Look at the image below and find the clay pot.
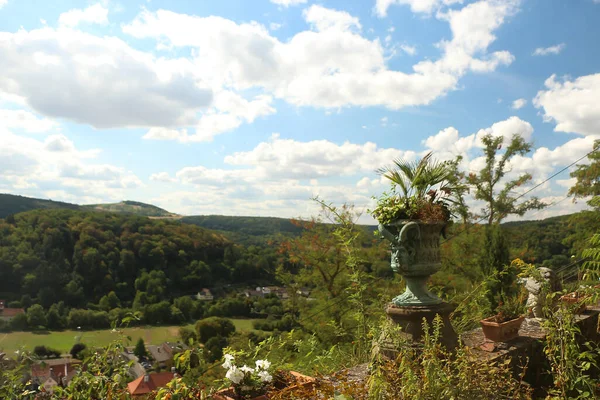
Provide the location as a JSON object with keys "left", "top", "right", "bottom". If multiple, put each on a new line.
{"left": 213, "top": 371, "right": 315, "bottom": 400}
{"left": 560, "top": 292, "right": 587, "bottom": 314}
{"left": 480, "top": 315, "right": 525, "bottom": 342}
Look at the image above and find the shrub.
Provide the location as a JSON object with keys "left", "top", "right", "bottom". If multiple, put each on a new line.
{"left": 195, "top": 317, "right": 235, "bottom": 343}
{"left": 70, "top": 343, "right": 87, "bottom": 359}
{"left": 33, "top": 345, "right": 61, "bottom": 359}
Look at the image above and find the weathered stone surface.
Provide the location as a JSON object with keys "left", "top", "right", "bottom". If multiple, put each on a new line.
{"left": 384, "top": 302, "right": 458, "bottom": 353}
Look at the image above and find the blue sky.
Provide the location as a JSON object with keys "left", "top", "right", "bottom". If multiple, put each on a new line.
{"left": 0, "top": 0, "right": 599, "bottom": 221}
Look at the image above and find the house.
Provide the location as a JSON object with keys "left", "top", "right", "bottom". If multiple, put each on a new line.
{"left": 195, "top": 288, "right": 213, "bottom": 301}
{"left": 31, "top": 358, "right": 81, "bottom": 393}
{"left": 127, "top": 372, "right": 175, "bottom": 397}
{"left": 0, "top": 300, "right": 24, "bottom": 321}
{"left": 146, "top": 345, "right": 171, "bottom": 368}
{"left": 244, "top": 288, "right": 264, "bottom": 298}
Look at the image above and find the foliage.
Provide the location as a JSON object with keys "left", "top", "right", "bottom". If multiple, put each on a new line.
{"left": 466, "top": 133, "right": 546, "bottom": 225}
{"left": 70, "top": 342, "right": 87, "bottom": 359}
{"left": 568, "top": 139, "right": 600, "bottom": 209}
{"left": 134, "top": 337, "right": 147, "bottom": 359}
{"left": 542, "top": 298, "right": 600, "bottom": 399}
{"left": 33, "top": 345, "right": 61, "bottom": 359}
{"left": 195, "top": 317, "right": 236, "bottom": 343}
{"left": 368, "top": 316, "right": 532, "bottom": 399}
{"left": 372, "top": 152, "right": 463, "bottom": 224}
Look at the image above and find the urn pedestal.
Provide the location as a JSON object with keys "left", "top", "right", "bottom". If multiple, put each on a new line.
{"left": 378, "top": 220, "right": 457, "bottom": 353}
{"left": 382, "top": 302, "right": 458, "bottom": 356}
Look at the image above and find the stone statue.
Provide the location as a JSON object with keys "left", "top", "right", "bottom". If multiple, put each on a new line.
{"left": 523, "top": 267, "right": 561, "bottom": 318}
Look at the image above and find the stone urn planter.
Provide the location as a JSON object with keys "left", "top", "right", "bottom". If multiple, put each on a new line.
{"left": 480, "top": 315, "right": 525, "bottom": 342}
{"left": 213, "top": 371, "right": 315, "bottom": 400}
{"left": 378, "top": 220, "right": 445, "bottom": 306}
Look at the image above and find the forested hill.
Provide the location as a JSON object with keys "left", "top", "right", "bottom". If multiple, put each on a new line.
{"left": 0, "top": 194, "right": 177, "bottom": 219}
{"left": 0, "top": 209, "right": 234, "bottom": 307}
{"left": 0, "top": 193, "right": 81, "bottom": 217}
{"left": 82, "top": 200, "right": 179, "bottom": 218}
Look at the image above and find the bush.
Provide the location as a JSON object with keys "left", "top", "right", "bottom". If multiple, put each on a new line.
{"left": 10, "top": 313, "right": 28, "bottom": 331}
{"left": 194, "top": 317, "right": 235, "bottom": 343}
{"left": 179, "top": 327, "right": 196, "bottom": 345}
{"left": 70, "top": 343, "right": 87, "bottom": 359}
{"left": 33, "top": 345, "right": 61, "bottom": 359}
{"left": 203, "top": 336, "right": 227, "bottom": 363}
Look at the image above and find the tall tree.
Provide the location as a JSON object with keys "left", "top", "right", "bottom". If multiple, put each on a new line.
{"left": 467, "top": 133, "right": 546, "bottom": 225}
{"left": 467, "top": 133, "right": 546, "bottom": 312}
{"left": 133, "top": 338, "right": 147, "bottom": 360}
{"left": 568, "top": 139, "right": 600, "bottom": 209}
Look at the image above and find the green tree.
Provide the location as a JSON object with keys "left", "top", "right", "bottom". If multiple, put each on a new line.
{"left": 134, "top": 338, "right": 147, "bottom": 360}
{"left": 194, "top": 317, "right": 235, "bottom": 343}
{"left": 9, "top": 313, "right": 27, "bottom": 331}
{"left": 26, "top": 304, "right": 47, "bottom": 329}
{"left": 98, "top": 291, "right": 121, "bottom": 311}
{"left": 467, "top": 133, "right": 546, "bottom": 312}
{"left": 467, "top": 134, "right": 546, "bottom": 225}
{"left": 46, "top": 304, "right": 65, "bottom": 330}
{"left": 568, "top": 139, "right": 600, "bottom": 209}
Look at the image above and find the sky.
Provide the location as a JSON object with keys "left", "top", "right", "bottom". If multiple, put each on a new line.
{"left": 0, "top": 0, "right": 599, "bottom": 223}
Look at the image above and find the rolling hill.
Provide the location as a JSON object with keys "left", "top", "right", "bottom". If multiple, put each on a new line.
{"left": 82, "top": 200, "right": 179, "bottom": 218}
{"left": 0, "top": 194, "right": 178, "bottom": 219}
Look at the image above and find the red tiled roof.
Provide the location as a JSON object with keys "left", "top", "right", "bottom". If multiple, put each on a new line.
{"left": 127, "top": 372, "right": 175, "bottom": 396}
{"left": 0, "top": 308, "right": 24, "bottom": 317}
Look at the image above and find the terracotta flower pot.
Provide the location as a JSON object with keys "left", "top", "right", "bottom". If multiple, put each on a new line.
{"left": 560, "top": 292, "right": 587, "bottom": 314}
{"left": 213, "top": 371, "right": 315, "bottom": 400}
{"left": 480, "top": 315, "right": 524, "bottom": 342}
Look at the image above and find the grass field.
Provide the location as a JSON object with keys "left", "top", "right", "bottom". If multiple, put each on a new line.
{"left": 0, "top": 319, "right": 258, "bottom": 355}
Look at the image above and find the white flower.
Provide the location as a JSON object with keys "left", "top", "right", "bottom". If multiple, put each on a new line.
{"left": 255, "top": 359, "right": 271, "bottom": 370}
{"left": 222, "top": 354, "right": 235, "bottom": 369}
{"left": 257, "top": 370, "right": 272, "bottom": 383}
{"left": 225, "top": 366, "right": 245, "bottom": 384}
{"left": 240, "top": 365, "right": 254, "bottom": 374}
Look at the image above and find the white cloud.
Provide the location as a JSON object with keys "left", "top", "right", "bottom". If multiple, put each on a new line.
{"left": 223, "top": 133, "right": 413, "bottom": 179}
{"left": 303, "top": 5, "right": 361, "bottom": 32}
{"left": 400, "top": 44, "right": 417, "bottom": 55}
{"left": 269, "top": 22, "right": 282, "bottom": 31}
{"left": 270, "top": 0, "right": 307, "bottom": 7}
{"left": 59, "top": 3, "right": 109, "bottom": 27}
{"left": 375, "top": 0, "right": 464, "bottom": 17}
{"left": 143, "top": 92, "right": 275, "bottom": 142}
{"left": 511, "top": 98, "right": 527, "bottom": 109}
{"left": 534, "top": 73, "right": 600, "bottom": 137}
{"left": 0, "top": 27, "right": 212, "bottom": 129}
{"left": 0, "top": 109, "right": 58, "bottom": 132}
{"left": 150, "top": 172, "right": 176, "bottom": 183}
{"left": 532, "top": 43, "right": 565, "bottom": 56}
{"left": 0, "top": 127, "right": 140, "bottom": 201}
{"left": 0, "top": 0, "right": 7, "bottom": 9}
{"left": 123, "top": 2, "right": 516, "bottom": 113}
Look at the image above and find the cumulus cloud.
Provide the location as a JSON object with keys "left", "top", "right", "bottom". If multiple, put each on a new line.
{"left": 224, "top": 133, "right": 414, "bottom": 179}
{"left": 122, "top": 1, "right": 516, "bottom": 114}
{"left": 0, "top": 126, "right": 142, "bottom": 202}
{"left": 511, "top": 98, "right": 527, "bottom": 109}
{"left": 270, "top": 0, "right": 307, "bottom": 7}
{"left": 0, "top": 28, "right": 212, "bottom": 129}
{"left": 0, "top": 109, "right": 58, "bottom": 132}
{"left": 143, "top": 92, "right": 275, "bottom": 142}
{"left": 532, "top": 43, "right": 565, "bottom": 56}
{"left": 534, "top": 73, "right": 600, "bottom": 136}
{"left": 149, "top": 172, "right": 176, "bottom": 183}
{"left": 304, "top": 5, "right": 361, "bottom": 32}
{"left": 375, "top": 0, "right": 464, "bottom": 17}
{"left": 59, "top": 3, "right": 109, "bottom": 27}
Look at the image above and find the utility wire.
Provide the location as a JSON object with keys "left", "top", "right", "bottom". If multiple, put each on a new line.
{"left": 441, "top": 144, "right": 599, "bottom": 245}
